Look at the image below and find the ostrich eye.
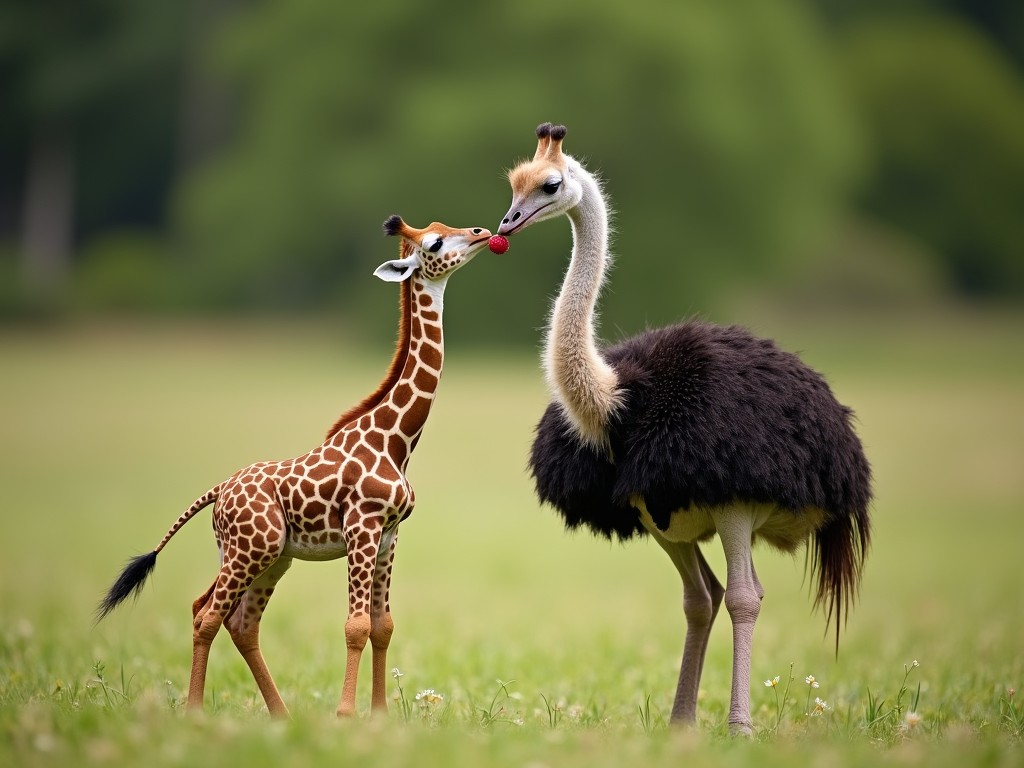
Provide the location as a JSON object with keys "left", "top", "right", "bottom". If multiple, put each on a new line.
{"left": 428, "top": 239, "right": 443, "bottom": 253}
{"left": 542, "top": 180, "right": 561, "bottom": 194}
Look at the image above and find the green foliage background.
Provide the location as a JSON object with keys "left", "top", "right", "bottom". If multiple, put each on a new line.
{"left": 2, "top": 1, "right": 1022, "bottom": 341}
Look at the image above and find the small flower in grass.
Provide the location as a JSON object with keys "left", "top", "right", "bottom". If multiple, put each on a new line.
{"left": 804, "top": 674, "right": 822, "bottom": 716}
{"left": 912, "top": 660, "right": 920, "bottom": 668}
{"left": 903, "top": 710, "right": 923, "bottom": 731}
{"left": 1008, "top": 687, "right": 1016, "bottom": 701}
{"left": 415, "top": 689, "right": 444, "bottom": 707}
{"left": 765, "top": 664, "right": 795, "bottom": 733}
{"left": 391, "top": 668, "right": 404, "bottom": 680}
{"left": 811, "top": 697, "right": 831, "bottom": 716}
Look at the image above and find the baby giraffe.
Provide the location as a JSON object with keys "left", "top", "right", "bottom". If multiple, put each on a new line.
{"left": 97, "top": 216, "right": 492, "bottom": 718}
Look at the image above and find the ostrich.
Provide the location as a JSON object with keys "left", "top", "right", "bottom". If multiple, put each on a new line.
{"left": 496, "top": 123, "right": 871, "bottom": 735}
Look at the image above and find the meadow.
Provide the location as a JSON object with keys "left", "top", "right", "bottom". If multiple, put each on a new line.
{"left": 1, "top": 309, "right": 1022, "bottom": 767}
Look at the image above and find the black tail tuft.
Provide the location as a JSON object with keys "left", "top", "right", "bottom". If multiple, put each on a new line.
{"left": 810, "top": 505, "right": 871, "bottom": 655}
{"left": 95, "top": 551, "right": 158, "bottom": 622}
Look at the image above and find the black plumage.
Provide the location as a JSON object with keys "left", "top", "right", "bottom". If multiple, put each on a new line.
{"left": 506, "top": 122, "right": 872, "bottom": 729}
{"left": 530, "top": 320, "right": 871, "bottom": 621}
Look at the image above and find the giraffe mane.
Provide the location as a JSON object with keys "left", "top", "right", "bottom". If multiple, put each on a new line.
{"left": 325, "top": 275, "right": 412, "bottom": 440}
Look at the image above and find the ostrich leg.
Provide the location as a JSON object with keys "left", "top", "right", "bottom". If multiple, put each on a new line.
{"left": 654, "top": 535, "right": 725, "bottom": 724}
{"left": 711, "top": 509, "right": 761, "bottom": 736}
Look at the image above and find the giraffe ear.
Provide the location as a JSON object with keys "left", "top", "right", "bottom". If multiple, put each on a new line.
{"left": 373, "top": 254, "right": 418, "bottom": 283}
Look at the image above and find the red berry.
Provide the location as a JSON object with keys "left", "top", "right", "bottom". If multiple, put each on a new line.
{"left": 488, "top": 235, "right": 510, "bottom": 254}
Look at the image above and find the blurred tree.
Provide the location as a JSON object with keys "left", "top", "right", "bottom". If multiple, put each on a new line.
{"left": 944, "top": 0, "right": 1024, "bottom": 67}
{"left": 174, "top": 0, "right": 863, "bottom": 342}
{"left": 3, "top": 1, "right": 1022, "bottom": 324}
{"left": 0, "top": 0, "right": 186, "bottom": 307}
{"left": 840, "top": 14, "right": 1024, "bottom": 297}
{"left": 821, "top": 0, "right": 1024, "bottom": 68}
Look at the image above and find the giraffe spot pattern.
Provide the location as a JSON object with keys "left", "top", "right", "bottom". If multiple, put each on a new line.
{"left": 413, "top": 366, "right": 438, "bottom": 392}
{"left": 182, "top": 271, "right": 462, "bottom": 712}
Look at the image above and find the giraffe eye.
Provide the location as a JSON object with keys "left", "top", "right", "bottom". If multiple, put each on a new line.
{"left": 428, "top": 239, "right": 443, "bottom": 253}
{"left": 542, "top": 180, "right": 561, "bottom": 195}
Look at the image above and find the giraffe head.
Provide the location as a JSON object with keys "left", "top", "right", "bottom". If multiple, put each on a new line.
{"left": 374, "top": 216, "right": 492, "bottom": 283}
{"left": 498, "top": 123, "right": 583, "bottom": 236}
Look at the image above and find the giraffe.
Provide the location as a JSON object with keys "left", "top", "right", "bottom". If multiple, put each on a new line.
{"left": 97, "top": 216, "right": 492, "bottom": 718}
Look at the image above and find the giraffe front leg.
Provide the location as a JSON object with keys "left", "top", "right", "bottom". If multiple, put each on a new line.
{"left": 369, "top": 528, "right": 398, "bottom": 715}
{"left": 337, "top": 517, "right": 383, "bottom": 718}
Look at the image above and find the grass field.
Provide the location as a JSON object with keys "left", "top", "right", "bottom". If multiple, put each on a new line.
{"left": 2, "top": 310, "right": 1023, "bottom": 767}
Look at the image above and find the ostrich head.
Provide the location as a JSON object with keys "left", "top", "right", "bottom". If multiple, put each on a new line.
{"left": 375, "top": 216, "right": 492, "bottom": 283}
{"left": 497, "top": 123, "right": 583, "bottom": 236}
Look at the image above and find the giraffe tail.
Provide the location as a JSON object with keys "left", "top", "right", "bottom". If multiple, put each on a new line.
{"left": 95, "top": 484, "right": 222, "bottom": 622}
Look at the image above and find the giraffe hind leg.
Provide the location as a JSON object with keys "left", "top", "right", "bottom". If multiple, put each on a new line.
{"left": 187, "top": 551, "right": 283, "bottom": 712}
{"left": 192, "top": 581, "right": 216, "bottom": 621}
{"left": 187, "top": 489, "right": 288, "bottom": 714}
{"left": 225, "top": 556, "right": 294, "bottom": 718}
{"left": 188, "top": 568, "right": 232, "bottom": 712}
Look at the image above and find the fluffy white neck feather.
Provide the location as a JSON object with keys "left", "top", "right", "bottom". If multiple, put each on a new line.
{"left": 543, "top": 157, "right": 621, "bottom": 450}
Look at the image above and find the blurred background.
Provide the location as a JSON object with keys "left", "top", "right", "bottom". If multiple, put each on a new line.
{"left": 2, "top": 3, "right": 1023, "bottom": 747}
{"left": 1, "top": 0, "right": 1021, "bottom": 340}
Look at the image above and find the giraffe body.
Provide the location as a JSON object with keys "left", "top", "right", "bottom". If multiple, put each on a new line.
{"left": 98, "top": 217, "right": 491, "bottom": 718}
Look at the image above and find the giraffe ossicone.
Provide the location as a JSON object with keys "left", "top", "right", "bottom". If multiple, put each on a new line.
{"left": 97, "top": 216, "right": 492, "bottom": 719}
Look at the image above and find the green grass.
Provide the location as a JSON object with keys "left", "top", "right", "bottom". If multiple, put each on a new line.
{"left": 2, "top": 311, "right": 1023, "bottom": 767}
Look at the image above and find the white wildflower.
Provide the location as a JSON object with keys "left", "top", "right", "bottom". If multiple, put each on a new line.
{"left": 903, "top": 711, "right": 923, "bottom": 731}
{"left": 415, "top": 689, "right": 444, "bottom": 706}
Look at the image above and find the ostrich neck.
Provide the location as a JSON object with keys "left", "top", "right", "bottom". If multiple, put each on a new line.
{"left": 544, "top": 166, "right": 620, "bottom": 448}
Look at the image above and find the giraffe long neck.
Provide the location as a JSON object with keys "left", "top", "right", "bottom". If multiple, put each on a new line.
{"left": 326, "top": 278, "right": 412, "bottom": 440}
{"left": 359, "top": 274, "right": 447, "bottom": 471}
{"left": 545, "top": 157, "right": 620, "bottom": 450}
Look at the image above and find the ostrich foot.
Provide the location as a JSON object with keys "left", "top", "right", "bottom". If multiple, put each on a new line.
{"left": 728, "top": 720, "right": 754, "bottom": 737}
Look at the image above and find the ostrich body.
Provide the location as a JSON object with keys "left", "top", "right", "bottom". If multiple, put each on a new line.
{"left": 497, "top": 124, "right": 871, "bottom": 734}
